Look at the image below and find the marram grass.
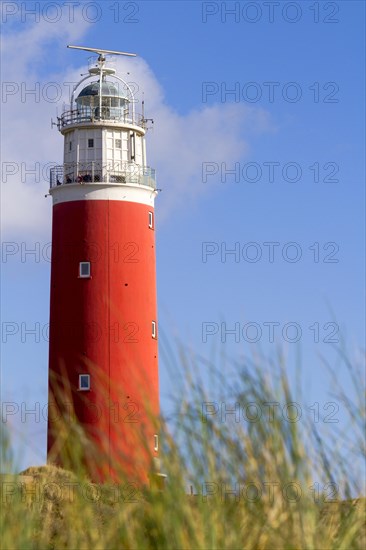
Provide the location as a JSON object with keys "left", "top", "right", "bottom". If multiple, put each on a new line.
{"left": 1, "top": 346, "right": 365, "bottom": 549}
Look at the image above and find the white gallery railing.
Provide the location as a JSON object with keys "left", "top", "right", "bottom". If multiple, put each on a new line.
{"left": 50, "top": 162, "right": 156, "bottom": 189}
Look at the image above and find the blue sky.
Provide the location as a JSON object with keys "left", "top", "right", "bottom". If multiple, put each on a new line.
{"left": 1, "top": 1, "right": 365, "bottom": 477}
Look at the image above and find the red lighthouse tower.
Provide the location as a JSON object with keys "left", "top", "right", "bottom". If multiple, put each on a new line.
{"left": 47, "top": 46, "right": 162, "bottom": 485}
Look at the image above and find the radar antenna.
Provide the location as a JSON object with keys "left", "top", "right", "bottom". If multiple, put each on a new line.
{"left": 67, "top": 45, "right": 137, "bottom": 60}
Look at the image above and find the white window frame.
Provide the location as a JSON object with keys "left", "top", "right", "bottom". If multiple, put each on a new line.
{"left": 78, "top": 374, "right": 90, "bottom": 391}
{"left": 154, "top": 434, "right": 159, "bottom": 452}
{"left": 115, "top": 138, "right": 122, "bottom": 149}
{"left": 79, "top": 261, "right": 91, "bottom": 278}
{"left": 148, "top": 211, "right": 154, "bottom": 229}
{"left": 152, "top": 320, "right": 157, "bottom": 339}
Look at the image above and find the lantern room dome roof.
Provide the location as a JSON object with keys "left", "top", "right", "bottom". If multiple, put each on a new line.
{"left": 77, "top": 80, "right": 126, "bottom": 98}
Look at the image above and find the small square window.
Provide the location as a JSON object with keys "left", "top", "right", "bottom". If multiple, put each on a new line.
{"left": 88, "top": 139, "right": 94, "bottom": 148}
{"left": 79, "top": 261, "right": 91, "bottom": 278}
{"left": 154, "top": 434, "right": 159, "bottom": 452}
{"left": 115, "top": 139, "right": 122, "bottom": 148}
{"left": 148, "top": 211, "right": 154, "bottom": 229}
{"left": 152, "top": 320, "right": 157, "bottom": 339}
{"left": 79, "top": 374, "right": 90, "bottom": 391}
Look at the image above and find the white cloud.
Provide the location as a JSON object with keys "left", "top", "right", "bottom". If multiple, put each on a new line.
{"left": 113, "top": 56, "right": 275, "bottom": 219}
{"left": 1, "top": 14, "right": 92, "bottom": 239}
{"left": 1, "top": 22, "right": 275, "bottom": 238}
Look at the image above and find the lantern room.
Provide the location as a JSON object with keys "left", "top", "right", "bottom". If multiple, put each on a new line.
{"left": 75, "top": 80, "right": 130, "bottom": 122}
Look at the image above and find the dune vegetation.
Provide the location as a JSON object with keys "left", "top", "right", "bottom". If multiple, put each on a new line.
{"left": 1, "top": 344, "right": 365, "bottom": 549}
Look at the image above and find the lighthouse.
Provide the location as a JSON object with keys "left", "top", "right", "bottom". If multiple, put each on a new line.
{"left": 47, "top": 46, "right": 162, "bottom": 485}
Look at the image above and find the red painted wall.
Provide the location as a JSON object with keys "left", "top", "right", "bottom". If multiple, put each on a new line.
{"left": 47, "top": 198, "right": 159, "bottom": 483}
